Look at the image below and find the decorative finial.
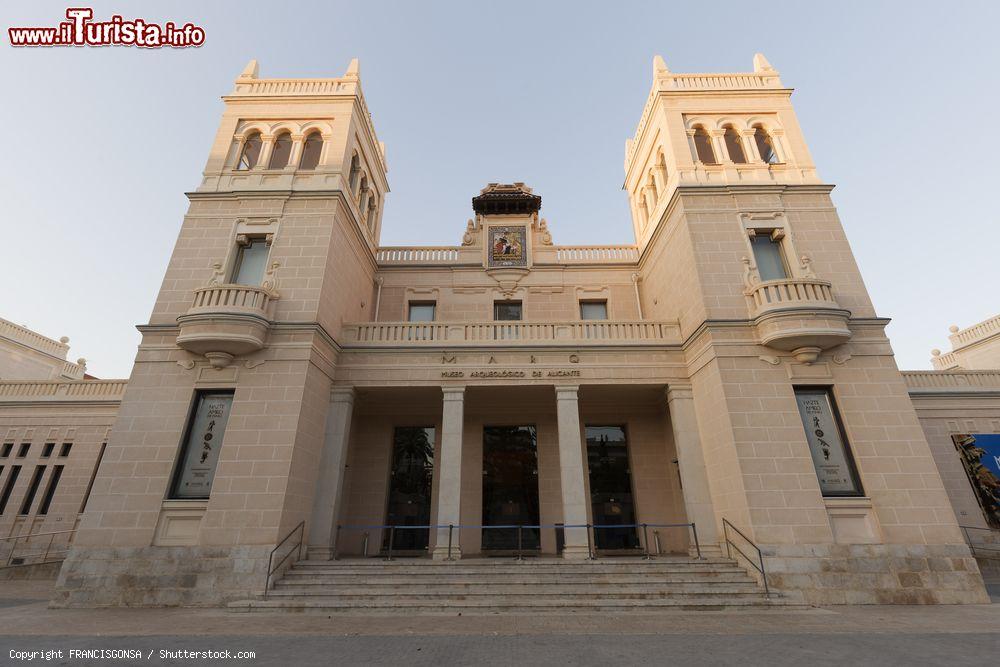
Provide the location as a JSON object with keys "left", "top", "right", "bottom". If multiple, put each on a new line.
{"left": 948, "top": 325, "right": 959, "bottom": 333}
{"left": 238, "top": 59, "right": 259, "bottom": 80}
{"left": 753, "top": 53, "right": 775, "bottom": 73}
{"left": 59, "top": 336, "right": 69, "bottom": 344}
{"left": 931, "top": 349, "right": 941, "bottom": 356}
{"left": 344, "top": 58, "right": 360, "bottom": 79}
{"left": 77, "top": 358, "right": 87, "bottom": 368}
{"left": 653, "top": 54, "right": 670, "bottom": 76}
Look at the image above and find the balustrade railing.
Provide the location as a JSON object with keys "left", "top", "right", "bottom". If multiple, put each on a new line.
{"left": 343, "top": 320, "right": 680, "bottom": 346}
{"left": 188, "top": 284, "right": 275, "bottom": 316}
{"left": 554, "top": 246, "right": 639, "bottom": 263}
{"left": 376, "top": 247, "right": 461, "bottom": 263}
{"left": 0, "top": 380, "right": 127, "bottom": 400}
{"left": 949, "top": 314, "right": 1000, "bottom": 349}
{"left": 902, "top": 370, "right": 1000, "bottom": 391}
{"left": 746, "top": 278, "right": 838, "bottom": 317}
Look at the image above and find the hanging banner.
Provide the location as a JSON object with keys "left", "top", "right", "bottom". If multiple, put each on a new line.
{"left": 172, "top": 392, "right": 233, "bottom": 499}
{"left": 952, "top": 433, "right": 1000, "bottom": 528}
{"left": 794, "top": 389, "right": 862, "bottom": 496}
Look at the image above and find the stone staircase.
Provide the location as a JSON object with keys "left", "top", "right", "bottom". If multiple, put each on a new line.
{"left": 230, "top": 556, "right": 801, "bottom": 614}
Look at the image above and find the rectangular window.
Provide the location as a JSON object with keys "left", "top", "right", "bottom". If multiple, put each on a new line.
{"left": 16, "top": 443, "right": 29, "bottom": 458}
{"left": 494, "top": 300, "right": 522, "bottom": 321}
{"left": 42, "top": 443, "right": 55, "bottom": 458}
{"left": 580, "top": 300, "right": 608, "bottom": 321}
{"left": 794, "top": 387, "right": 863, "bottom": 497}
{"left": 1, "top": 443, "right": 11, "bottom": 457}
{"left": 750, "top": 234, "right": 788, "bottom": 281}
{"left": 59, "top": 443, "right": 72, "bottom": 457}
{"left": 0, "top": 466, "right": 21, "bottom": 514}
{"left": 231, "top": 238, "right": 269, "bottom": 286}
{"left": 19, "top": 465, "right": 45, "bottom": 515}
{"left": 38, "top": 465, "right": 64, "bottom": 515}
{"left": 407, "top": 302, "right": 436, "bottom": 322}
{"left": 170, "top": 391, "right": 235, "bottom": 499}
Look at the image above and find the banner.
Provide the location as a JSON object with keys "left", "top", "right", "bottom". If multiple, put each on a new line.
{"left": 794, "top": 389, "right": 862, "bottom": 496}
{"left": 952, "top": 433, "right": 1000, "bottom": 528}
{"left": 172, "top": 392, "right": 233, "bottom": 499}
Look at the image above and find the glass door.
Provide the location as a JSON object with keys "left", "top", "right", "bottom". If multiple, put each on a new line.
{"left": 482, "top": 425, "right": 540, "bottom": 551}
{"left": 586, "top": 425, "right": 639, "bottom": 551}
{"left": 383, "top": 426, "right": 435, "bottom": 553}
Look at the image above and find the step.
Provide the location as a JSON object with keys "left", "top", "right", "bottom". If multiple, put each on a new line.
{"left": 276, "top": 574, "right": 756, "bottom": 586}
{"left": 268, "top": 584, "right": 764, "bottom": 597}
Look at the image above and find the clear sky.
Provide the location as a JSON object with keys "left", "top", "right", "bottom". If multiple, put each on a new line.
{"left": 2, "top": 1, "right": 998, "bottom": 378}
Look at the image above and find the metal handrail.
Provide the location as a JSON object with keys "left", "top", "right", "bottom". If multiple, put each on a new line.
{"left": 959, "top": 524, "right": 1000, "bottom": 559}
{"left": 332, "top": 522, "right": 701, "bottom": 562}
{"left": 722, "top": 518, "right": 768, "bottom": 596}
{"left": 264, "top": 520, "right": 304, "bottom": 599}
{"left": 1, "top": 528, "right": 77, "bottom": 568}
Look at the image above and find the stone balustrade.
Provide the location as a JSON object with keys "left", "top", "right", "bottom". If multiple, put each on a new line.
{"left": 176, "top": 285, "right": 277, "bottom": 367}
{"left": 949, "top": 313, "right": 1000, "bottom": 350}
{"left": 0, "top": 317, "right": 69, "bottom": 359}
{"left": 0, "top": 380, "right": 127, "bottom": 401}
{"left": 342, "top": 320, "right": 681, "bottom": 347}
{"left": 376, "top": 247, "right": 462, "bottom": 264}
{"left": 746, "top": 278, "right": 838, "bottom": 318}
{"left": 187, "top": 285, "right": 276, "bottom": 318}
{"left": 744, "top": 277, "right": 850, "bottom": 362}
{"left": 902, "top": 370, "right": 1000, "bottom": 392}
{"left": 554, "top": 246, "right": 639, "bottom": 263}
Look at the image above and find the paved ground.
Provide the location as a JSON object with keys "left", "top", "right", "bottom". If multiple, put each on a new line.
{"left": 0, "top": 580, "right": 998, "bottom": 666}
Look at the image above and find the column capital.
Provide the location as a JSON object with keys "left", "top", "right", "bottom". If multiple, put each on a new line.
{"left": 666, "top": 383, "right": 694, "bottom": 403}
{"left": 330, "top": 386, "right": 356, "bottom": 403}
{"left": 554, "top": 385, "right": 580, "bottom": 399}
{"left": 442, "top": 386, "right": 466, "bottom": 401}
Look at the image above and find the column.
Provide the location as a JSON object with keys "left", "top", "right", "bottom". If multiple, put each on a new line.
{"left": 257, "top": 134, "right": 275, "bottom": 170}
{"left": 666, "top": 384, "right": 721, "bottom": 556}
{"left": 432, "top": 387, "right": 465, "bottom": 559}
{"left": 555, "top": 385, "right": 591, "bottom": 559}
{"left": 307, "top": 386, "right": 355, "bottom": 559}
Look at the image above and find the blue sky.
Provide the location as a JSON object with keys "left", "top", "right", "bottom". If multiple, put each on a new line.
{"left": 2, "top": 1, "right": 998, "bottom": 378}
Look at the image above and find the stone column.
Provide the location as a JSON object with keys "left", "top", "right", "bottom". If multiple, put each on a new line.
{"left": 432, "top": 387, "right": 465, "bottom": 559}
{"left": 307, "top": 386, "right": 355, "bottom": 559}
{"left": 555, "top": 385, "right": 591, "bottom": 559}
{"left": 667, "top": 384, "right": 721, "bottom": 556}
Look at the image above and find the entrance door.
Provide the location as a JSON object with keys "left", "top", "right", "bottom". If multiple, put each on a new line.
{"left": 383, "top": 426, "right": 435, "bottom": 552}
{"left": 586, "top": 426, "right": 639, "bottom": 551}
{"left": 482, "top": 425, "right": 540, "bottom": 551}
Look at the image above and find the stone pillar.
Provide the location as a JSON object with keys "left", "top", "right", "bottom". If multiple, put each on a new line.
{"left": 432, "top": 387, "right": 465, "bottom": 559}
{"left": 555, "top": 385, "right": 591, "bottom": 559}
{"left": 307, "top": 386, "right": 355, "bottom": 559}
{"left": 666, "top": 384, "right": 721, "bottom": 556}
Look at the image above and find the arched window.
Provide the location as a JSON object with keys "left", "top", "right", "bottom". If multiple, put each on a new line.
{"left": 693, "top": 127, "right": 716, "bottom": 164}
{"left": 358, "top": 175, "right": 368, "bottom": 207}
{"left": 366, "top": 192, "right": 378, "bottom": 232}
{"left": 646, "top": 173, "right": 658, "bottom": 205}
{"left": 268, "top": 132, "right": 292, "bottom": 169}
{"left": 724, "top": 127, "right": 747, "bottom": 164}
{"left": 237, "top": 132, "right": 262, "bottom": 170}
{"left": 349, "top": 153, "right": 361, "bottom": 192}
{"left": 299, "top": 133, "right": 323, "bottom": 170}
{"left": 753, "top": 126, "right": 779, "bottom": 164}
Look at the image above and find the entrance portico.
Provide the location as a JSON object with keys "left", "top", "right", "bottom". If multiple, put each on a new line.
{"left": 312, "top": 383, "right": 710, "bottom": 560}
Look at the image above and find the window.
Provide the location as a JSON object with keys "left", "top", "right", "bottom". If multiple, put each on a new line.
{"left": 383, "top": 427, "right": 435, "bottom": 551}
{"left": 41, "top": 443, "right": 54, "bottom": 458}
{"left": 580, "top": 300, "right": 608, "bottom": 320}
{"left": 753, "top": 126, "right": 779, "bottom": 164}
{"left": 693, "top": 127, "right": 716, "bottom": 164}
{"left": 366, "top": 194, "right": 378, "bottom": 232}
{"left": 349, "top": 153, "right": 361, "bottom": 192}
{"left": 267, "top": 132, "right": 292, "bottom": 169}
{"left": 58, "top": 443, "right": 72, "bottom": 457}
{"left": 724, "top": 127, "right": 747, "bottom": 164}
{"left": 494, "top": 301, "right": 522, "bottom": 321}
{"left": 231, "top": 238, "right": 269, "bottom": 286}
{"left": 170, "top": 391, "right": 234, "bottom": 499}
{"left": 358, "top": 176, "right": 369, "bottom": 210}
{"left": 1, "top": 443, "right": 11, "bottom": 458}
{"left": 19, "top": 465, "right": 45, "bottom": 515}
{"left": 793, "top": 387, "right": 863, "bottom": 497}
{"left": 408, "top": 302, "right": 436, "bottom": 322}
{"left": 37, "top": 465, "right": 63, "bottom": 515}
{"left": 750, "top": 233, "right": 787, "bottom": 281}
{"left": 16, "top": 443, "right": 29, "bottom": 458}
{"left": 0, "top": 466, "right": 21, "bottom": 515}
{"left": 299, "top": 133, "right": 323, "bottom": 170}
{"left": 237, "top": 132, "right": 262, "bottom": 170}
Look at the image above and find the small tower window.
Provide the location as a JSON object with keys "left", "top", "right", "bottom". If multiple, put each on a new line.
{"left": 299, "top": 133, "right": 323, "bottom": 170}
{"left": 268, "top": 132, "right": 292, "bottom": 169}
{"left": 693, "top": 127, "right": 716, "bottom": 164}
{"left": 753, "top": 126, "right": 779, "bottom": 164}
{"left": 237, "top": 132, "right": 262, "bottom": 170}
{"left": 750, "top": 233, "right": 788, "bottom": 281}
{"left": 358, "top": 176, "right": 369, "bottom": 209}
{"left": 366, "top": 193, "right": 378, "bottom": 232}
{"left": 349, "top": 153, "right": 361, "bottom": 192}
{"left": 231, "top": 237, "right": 269, "bottom": 286}
{"left": 724, "top": 127, "right": 747, "bottom": 164}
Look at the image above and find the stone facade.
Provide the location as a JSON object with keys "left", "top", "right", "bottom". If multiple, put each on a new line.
{"left": 1, "top": 55, "right": 996, "bottom": 607}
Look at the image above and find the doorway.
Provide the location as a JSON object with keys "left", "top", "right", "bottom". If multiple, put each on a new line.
{"left": 482, "top": 425, "right": 540, "bottom": 551}
{"left": 383, "top": 426, "right": 435, "bottom": 553}
{"left": 586, "top": 425, "right": 639, "bottom": 551}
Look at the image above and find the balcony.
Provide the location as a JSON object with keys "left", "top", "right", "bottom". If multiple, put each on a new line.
{"left": 745, "top": 278, "right": 851, "bottom": 362}
{"left": 176, "top": 285, "right": 276, "bottom": 367}
{"left": 341, "top": 320, "right": 681, "bottom": 347}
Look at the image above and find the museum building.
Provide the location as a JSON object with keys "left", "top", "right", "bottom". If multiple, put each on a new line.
{"left": 1, "top": 55, "right": 998, "bottom": 610}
